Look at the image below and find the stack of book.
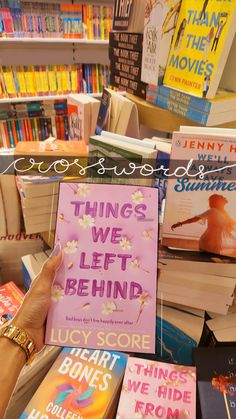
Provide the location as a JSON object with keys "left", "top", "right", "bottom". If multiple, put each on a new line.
{"left": 141, "top": 0, "right": 236, "bottom": 125}
{"left": 109, "top": 32, "right": 147, "bottom": 99}
{"left": 0, "top": 1, "right": 113, "bottom": 40}
{"left": 21, "top": 249, "right": 50, "bottom": 291}
{"left": 0, "top": 232, "right": 44, "bottom": 286}
{"left": 16, "top": 176, "right": 59, "bottom": 235}
{"left": 110, "top": 0, "right": 148, "bottom": 98}
{"left": 0, "top": 64, "right": 110, "bottom": 99}
{"left": 202, "top": 309, "right": 236, "bottom": 346}
{"left": 0, "top": 174, "right": 21, "bottom": 235}
{"left": 158, "top": 246, "right": 236, "bottom": 315}
{"left": 147, "top": 85, "right": 236, "bottom": 127}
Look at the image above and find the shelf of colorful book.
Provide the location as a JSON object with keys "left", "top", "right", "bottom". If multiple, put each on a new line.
{"left": 127, "top": 94, "right": 236, "bottom": 133}
{"left": 0, "top": 38, "right": 109, "bottom": 45}
{"left": 0, "top": 93, "right": 103, "bottom": 104}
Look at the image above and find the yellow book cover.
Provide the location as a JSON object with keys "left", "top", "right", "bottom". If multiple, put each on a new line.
{"left": 2, "top": 66, "right": 16, "bottom": 98}
{"left": 24, "top": 66, "right": 36, "bottom": 97}
{"left": 34, "top": 66, "right": 42, "bottom": 96}
{"left": 40, "top": 66, "right": 49, "bottom": 95}
{"left": 48, "top": 65, "right": 57, "bottom": 95}
{"left": 70, "top": 64, "right": 78, "bottom": 93}
{"left": 16, "top": 66, "right": 27, "bottom": 97}
{"left": 56, "top": 65, "right": 62, "bottom": 95}
{"left": 61, "top": 65, "right": 70, "bottom": 94}
{"left": 164, "top": 1, "right": 236, "bottom": 98}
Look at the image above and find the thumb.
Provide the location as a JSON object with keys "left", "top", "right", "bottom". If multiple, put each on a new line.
{"left": 38, "top": 243, "right": 63, "bottom": 289}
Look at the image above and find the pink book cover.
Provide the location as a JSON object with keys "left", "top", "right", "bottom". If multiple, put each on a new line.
{"left": 162, "top": 132, "right": 236, "bottom": 258}
{"left": 117, "top": 357, "right": 196, "bottom": 419}
{"left": 45, "top": 183, "right": 158, "bottom": 353}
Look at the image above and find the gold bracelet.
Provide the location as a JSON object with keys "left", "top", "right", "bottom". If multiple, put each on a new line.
{"left": 0, "top": 324, "right": 36, "bottom": 365}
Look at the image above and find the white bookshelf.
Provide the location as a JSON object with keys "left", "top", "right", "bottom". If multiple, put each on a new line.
{"left": 0, "top": 38, "right": 109, "bottom": 45}
{"left": 0, "top": 93, "right": 103, "bottom": 104}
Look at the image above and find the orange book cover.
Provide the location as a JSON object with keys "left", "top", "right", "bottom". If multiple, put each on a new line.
{"left": 11, "top": 120, "right": 18, "bottom": 145}
{"left": 27, "top": 119, "right": 33, "bottom": 141}
{"left": 3, "top": 121, "right": 11, "bottom": 148}
{"left": 0, "top": 281, "right": 24, "bottom": 325}
{"left": 15, "top": 139, "right": 88, "bottom": 156}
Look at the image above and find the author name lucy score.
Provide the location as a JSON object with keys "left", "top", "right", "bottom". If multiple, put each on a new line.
{"left": 49, "top": 328, "right": 151, "bottom": 350}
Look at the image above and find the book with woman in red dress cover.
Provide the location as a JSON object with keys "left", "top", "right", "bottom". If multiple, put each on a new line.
{"left": 45, "top": 183, "right": 158, "bottom": 353}
{"left": 20, "top": 347, "right": 128, "bottom": 419}
{"left": 162, "top": 131, "right": 236, "bottom": 258}
{"left": 116, "top": 356, "right": 196, "bottom": 419}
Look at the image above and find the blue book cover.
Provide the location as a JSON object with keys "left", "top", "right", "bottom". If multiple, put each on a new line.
{"left": 156, "top": 317, "right": 197, "bottom": 366}
{"left": 158, "top": 85, "right": 212, "bottom": 113}
{"left": 156, "top": 94, "right": 209, "bottom": 125}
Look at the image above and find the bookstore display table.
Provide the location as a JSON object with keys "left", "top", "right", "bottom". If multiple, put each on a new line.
{"left": 127, "top": 94, "right": 236, "bottom": 133}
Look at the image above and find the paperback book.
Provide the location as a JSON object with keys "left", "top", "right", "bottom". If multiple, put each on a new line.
{"left": 117, "top": 356, "right": 196, "bottom": 418}
{"left": 20, "top": 348, "right": 128, "bottom": 419}
{"left": 141, "top": 0, "right": 181, "bottom": 85}
{"left": 162, "top": 131, "right": 236, "bottom": 258}
{"left": 0, "top": 281, "right": 24, "bottom": 325}
{"left": 164, "top": 0, "right": 236, "bottom": 98}
{"left": 45, "top": 183, "right": 158, "bottom": 353}
{"left": 193, "top": 347, "right": 236, "bottom": 419}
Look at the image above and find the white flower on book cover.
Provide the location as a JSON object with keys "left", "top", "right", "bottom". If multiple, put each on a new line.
{"left": 101, "top": 301, "right": 122, "bottom": 315}
{"left": 69, "top": 183, "right": 90, "bottom": 197}
{"left": 131, "top": 190, "right": 144, "bottom": 204}
{"left": 64, "top": 240, "right": 79, "bottom": 254}
{"left": 136, "top": 291, "right": 151, "bottom": 323}
{"left": 51, "top": 284, "right": 64, "bottom": 303}
{"left": 130, "top": 258, "right": 149, "bottom": 273}
{"left": 142, "top": 229, "right": 154, "bottom": 240}
{"left": 119, "top": 237, "right": 132, "bottom": 250}
{"left": 78, "top": 214, "right": 95, "bottom": 229}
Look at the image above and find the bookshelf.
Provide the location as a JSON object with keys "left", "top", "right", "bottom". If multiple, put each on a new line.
{"left": 0, "top": 39, "right": 109, "bottom": 45}
{"left": 0, "top": 93, "right": 103, "bottom": 104}
{"left": 127, "top": 93, "right": 236, "bottom": 133}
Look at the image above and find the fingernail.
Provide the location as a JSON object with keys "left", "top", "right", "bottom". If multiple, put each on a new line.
{"left": 51, "top": 243, "right": 61, "bottom": 257}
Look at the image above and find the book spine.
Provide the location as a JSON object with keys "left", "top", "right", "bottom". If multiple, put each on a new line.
{"left": 158, "top": 85, "right": 212, "bottom": 113}
{"left": 110, "top": 59, "right": 142, "bottom": 81}
{"left": 0, "top": 122, "right": 8, "bottom": 148}
{"left": 156, "top": 94, "right": 209, "bottom": 125}
{"left": 6, "top": 120, "right": 15, "bottom": 147}
{"left": 109, "top": 32, "right": 143, "bottom": 52}
{"left": 110, "top": 73, "right": 147, "bottom": 99}
{"left": 3, "top": 121, "right": 11, "bottom": 148}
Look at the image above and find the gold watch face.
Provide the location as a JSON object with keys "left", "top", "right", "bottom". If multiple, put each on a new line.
{"left": 17, "top": 330, "right": 27, "bottom": 344}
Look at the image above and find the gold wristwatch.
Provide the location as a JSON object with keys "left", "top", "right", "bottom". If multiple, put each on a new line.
{"left": 0, "top": 324, "right": 36, "bottom": 364}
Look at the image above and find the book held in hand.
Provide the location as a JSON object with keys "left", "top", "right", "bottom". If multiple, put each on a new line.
{"left": 20, "top": 347, "right": 128, "bottom": 419}
{"left": 117, "top": 356, "right": 196, "bottom": 418}
{"left": 46, "top": 183, "right": 158, "bottom": 353}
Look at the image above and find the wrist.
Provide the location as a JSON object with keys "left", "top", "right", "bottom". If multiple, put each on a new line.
{"left": 0, "top": 323, "right": 37, "bottom": 364}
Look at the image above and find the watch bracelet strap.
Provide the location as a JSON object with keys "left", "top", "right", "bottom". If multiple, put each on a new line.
{"left": 0, "top": 324, "right": 36, "bottom": 363}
